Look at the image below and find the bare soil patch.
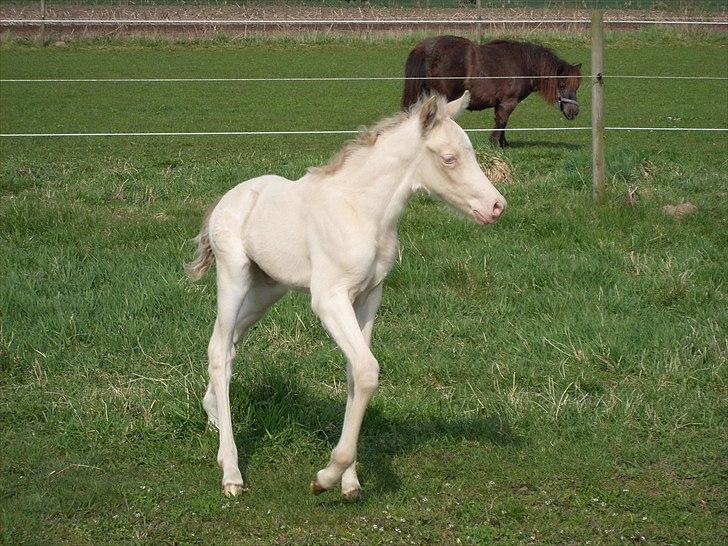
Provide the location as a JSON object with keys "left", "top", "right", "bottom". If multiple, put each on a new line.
{"left": 2, "top": 4, "right": 725, "bottom": 40}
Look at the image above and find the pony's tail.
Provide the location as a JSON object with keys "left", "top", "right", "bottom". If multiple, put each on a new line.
{"left": 402, "top": 46, "right": 428, "bottom": 109}
{"left": 184, "top": 198, "right": 220, "bottom": 280}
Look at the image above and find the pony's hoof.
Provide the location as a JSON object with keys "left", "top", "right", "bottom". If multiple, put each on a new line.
{"left": 310, "top": 477, "right": 327, "bottom": 496}
{"left": 342, "top": 487, "right": 363, "bottom": 502}
{"left": 223, "top": 483, "right": 247, "bottom": 497}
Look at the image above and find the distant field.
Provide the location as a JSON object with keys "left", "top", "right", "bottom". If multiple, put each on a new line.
{"left": 1, "top": 31, "right": 727, "bottom": 544}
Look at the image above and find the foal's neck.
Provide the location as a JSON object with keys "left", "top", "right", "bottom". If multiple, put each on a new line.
{"left": 328, "top": 121, "right": 422, "bottom": 232}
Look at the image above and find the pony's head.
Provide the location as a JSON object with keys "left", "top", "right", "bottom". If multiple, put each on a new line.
{"left": 414, "top": 92, "right": 506, "bottom": 225}
{"left": 556, "top": 63, "right": 582, "bottom": 120}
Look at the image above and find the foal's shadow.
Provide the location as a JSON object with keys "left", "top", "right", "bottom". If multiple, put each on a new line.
{"left": 231, "top": 372, "right": 521, "bottom": 497}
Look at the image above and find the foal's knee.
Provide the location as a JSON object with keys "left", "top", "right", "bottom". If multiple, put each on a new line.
{"left": 354, "top": 357, "right": 379, "bottom": 396}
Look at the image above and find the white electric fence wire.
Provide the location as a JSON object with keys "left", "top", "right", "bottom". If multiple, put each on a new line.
{"left": 1, "top": 76, "right": 592, "bottom": 82}
{"left": 2, "top": 18, "right": 727, "bottom": 26}
{"left": 2, "top": 75, "right": 727, "bottom": 83}
{"left": 2, "top": 127, "right": 727, "bottom": 138}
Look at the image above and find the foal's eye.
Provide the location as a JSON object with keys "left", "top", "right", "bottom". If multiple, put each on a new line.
{"left": 441, "top": 154, "right": 457, "bottom": 166}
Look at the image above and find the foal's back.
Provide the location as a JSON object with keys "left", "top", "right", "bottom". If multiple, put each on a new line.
{"left": 209, "top": 175, "right": 314, "bottom": 289}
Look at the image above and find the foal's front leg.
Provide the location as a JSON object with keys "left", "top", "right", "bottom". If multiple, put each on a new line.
{"left": 340, "top": 284, "right": 384, "bottom": 500}
{"left": 310, "top": 288, "right": 380, "bottom": 498}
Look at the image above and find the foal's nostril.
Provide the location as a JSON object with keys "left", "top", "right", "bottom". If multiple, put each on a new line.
{"left": 492, "top": 200, "right": 505, "bottom": 218}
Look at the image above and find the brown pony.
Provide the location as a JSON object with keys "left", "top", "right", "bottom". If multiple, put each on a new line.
{"left": 402, "top": 35, "right": 582, "bottom": 147}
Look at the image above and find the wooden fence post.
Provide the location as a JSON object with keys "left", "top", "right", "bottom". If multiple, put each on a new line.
{"left": 476, "top": 0, "right": 482, "bottom": 43}
{"left": 40, "top": 0, "right": 46, "bottom": 45}
{"left": 591, "top": 9, "right": 606, "bottom": 200}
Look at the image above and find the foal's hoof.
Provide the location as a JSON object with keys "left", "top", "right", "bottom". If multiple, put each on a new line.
{"left": 310, "top": 477, "right": 327, "bottom": 496}
{"left": 342, "top": 487, "right": 364, "bottom": 502}
{"left": 223, "top": 483, "right": 247, "bottom": 497}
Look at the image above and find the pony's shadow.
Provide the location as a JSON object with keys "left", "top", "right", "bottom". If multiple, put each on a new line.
{"left": 231, "top": 372, "right": 521, "bottom": 497}
{"left": 503, "top": 140, "right": 582, "bottom": 150}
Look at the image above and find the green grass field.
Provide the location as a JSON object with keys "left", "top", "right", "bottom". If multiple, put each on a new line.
{"left": 1, "top": 31, "right": 727, "bottom": 544}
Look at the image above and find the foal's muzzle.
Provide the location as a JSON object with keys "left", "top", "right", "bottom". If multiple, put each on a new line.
{"left": 472, "top": 196, "right": 507, "bottom": 225}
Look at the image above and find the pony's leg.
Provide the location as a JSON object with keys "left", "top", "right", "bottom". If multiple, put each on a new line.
{"left": 310, "top": 289, "right": 380, "bottom": 497}
{"left": 490, "top": 99, "right": 519, "bottom": 148}
{"left": 206, "top": 253, "right": 250, "bottom": 497}
{"left": 341, "top": 284, "right": 384, "bottom": 500}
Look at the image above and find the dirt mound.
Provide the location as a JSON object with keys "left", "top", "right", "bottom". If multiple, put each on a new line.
{"left": 662, "top": 202, "right": 697, "bottom": 219}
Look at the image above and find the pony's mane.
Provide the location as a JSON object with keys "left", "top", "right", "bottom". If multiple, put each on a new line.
{"left": 486, "top": 40, "right": 578, "bottom": 104}
{"left": 308, "top": 94, "right": 445, "bottom": 177}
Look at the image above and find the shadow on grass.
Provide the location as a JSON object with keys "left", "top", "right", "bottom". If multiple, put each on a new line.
{"left": 505, "top": 140, "right": 583, "bottom": 150}
{"left": 231, "top": 372, "right": 521, "bottom": 496}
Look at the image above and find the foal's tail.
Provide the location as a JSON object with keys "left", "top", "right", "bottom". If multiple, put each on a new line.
{"left": 185, "top": 198, "right": 221, "bottom": 280}
{"left": 402, "top": 46, "right": 429, "bottom": 109}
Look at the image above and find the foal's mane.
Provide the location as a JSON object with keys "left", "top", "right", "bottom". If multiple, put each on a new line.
{"left": 488, "top": 40, "right": 578, "bottom": 104}
{"left": 309, "top": 95, "right": 443, "bottom": 177}
{"left": 308, "top": 113, "right": 407, "bottom": 176}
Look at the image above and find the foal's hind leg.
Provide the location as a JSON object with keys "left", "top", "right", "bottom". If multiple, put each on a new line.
{"left": 206, "top": 256, "right": 287, "bottom": 497}
{"left": 203, "top": 269, "right": 287, "bottom": 429}
{"left": 205, "top": 253, "right": 250, "bottom": 496}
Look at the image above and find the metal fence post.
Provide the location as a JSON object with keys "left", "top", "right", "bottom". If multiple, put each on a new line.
{"left": 591, "top": 9, "right": 606, "bottom": 200}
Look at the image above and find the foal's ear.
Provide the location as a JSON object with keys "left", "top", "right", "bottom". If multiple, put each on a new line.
{"left": 446, "top": 91, "right": 470, "bottom": 120}
{"left": 419, "top": 95, "right": 440, "bottom": 133}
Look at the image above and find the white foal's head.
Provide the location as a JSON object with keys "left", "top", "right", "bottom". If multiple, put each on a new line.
{"left": 415, "top": 92, "right": 506, "bottom": 225}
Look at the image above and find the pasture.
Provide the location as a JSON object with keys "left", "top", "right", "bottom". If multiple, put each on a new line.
{"left": 1, "top": 30, "right": 727, "bottom": 543}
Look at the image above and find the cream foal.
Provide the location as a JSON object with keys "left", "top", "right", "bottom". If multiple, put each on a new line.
{"left": 187, "top": 92, "right": 506, "bottom": 500}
